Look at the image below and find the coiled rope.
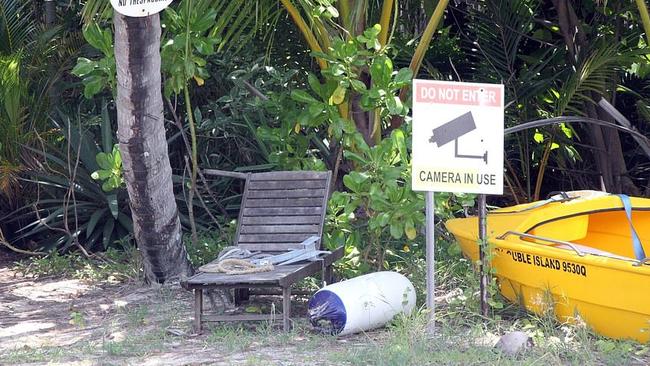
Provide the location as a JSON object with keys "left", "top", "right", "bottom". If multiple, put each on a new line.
{"left": 198, "top": 246, "right": 274, "bottom": 274}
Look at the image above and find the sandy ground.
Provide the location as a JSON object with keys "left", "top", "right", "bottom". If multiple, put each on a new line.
{"left": 0, "top": 251, "right": 382, "bottom": 366}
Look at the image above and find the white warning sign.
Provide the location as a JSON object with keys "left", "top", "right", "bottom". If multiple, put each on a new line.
{"left": 110, "top": 0, "right": 173, "bottom": 18}
{"left": 411, "top": 80, "right": 504, "bottom": 194}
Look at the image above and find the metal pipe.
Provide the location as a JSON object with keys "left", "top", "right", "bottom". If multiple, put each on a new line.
{"left": 504, "top": 116, "right": 650, "bottom": 144}
{"left": 425, "top": 191, "right": 435, "bottom": 335}
{"left": 597, "top": 98, "right": 650, "bottom": 159}
{"left": 496, "top": 230, "right": 586, "bottom": 257}
{"left": 478, "top": 194, "right": 489, "bottom": 317}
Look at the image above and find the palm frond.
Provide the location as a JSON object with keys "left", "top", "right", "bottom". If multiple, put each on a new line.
{"left": 0, "top": 52, "right": 25, "bottom": 162}
{"left": 0, "top": 0, "right": 37, "bottom": 54}
{"left": 81, "top": 0, "right": 112, "bottom": 24}
{"left": 555, "top": 39, "right": 641, "bottom": 116}
{"left": 466, "top": 0, "right": 537, "bottom": 82}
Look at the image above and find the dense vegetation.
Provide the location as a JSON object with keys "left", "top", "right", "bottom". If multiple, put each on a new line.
{"left": 1, "top": 0, "right": 649, "bottom": 285}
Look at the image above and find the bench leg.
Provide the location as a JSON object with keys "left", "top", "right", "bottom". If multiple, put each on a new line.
{"left": 194, "top": 288, "right": 203, "bottom": 334}
{"left": 324, "top": 265, "right": 334, "bottom": 285}
{"left": 234, "top": 288, "right": 250, "bottom": 305}
{"left": 282, "top": 286, "right": 291, "bottom": 332}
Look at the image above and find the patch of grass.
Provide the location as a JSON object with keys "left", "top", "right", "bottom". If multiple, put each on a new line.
{"left": 101, "top": 328, "right": 168, "bottom": 357}
{"left": 1, "top": 341, "right": 96, "bottom": 364}
{"left": 124, "top": 304, "right": 150, "bottom": 327}
{"left": 326, "top": 248, "right": 650, "bottom": 366}
{"left": 2, "top": 346, "right": 67, "bottom": 363}
{"left": 69, "top": 310, "right": 86, "bottom": 327}
{"left": 244, "top": 355, "right": 266, "bottom": 365}
{"left": 203, "top": 320, "right": 334, "bottom": 355}
{"left": 205, "top": 324, "right": 264, "bottom": 352}
{"left": 13, "top": 246, "right": 142, "bottom": 282}
{"left": 328, "top": 312, "right": 530, "bottom": 365}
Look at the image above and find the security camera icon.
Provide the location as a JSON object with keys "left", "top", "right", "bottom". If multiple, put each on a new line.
{"left": 429, "top": 111, "right": 488, "bottom": 164}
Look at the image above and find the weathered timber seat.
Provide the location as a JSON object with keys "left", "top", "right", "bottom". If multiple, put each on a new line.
{"left": 181, "top": 170, "right": 344, "bottom": 332}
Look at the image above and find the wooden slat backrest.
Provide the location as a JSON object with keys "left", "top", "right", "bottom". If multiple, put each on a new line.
{"left": 235, "top": 171, "right": 331, "bottom": 251}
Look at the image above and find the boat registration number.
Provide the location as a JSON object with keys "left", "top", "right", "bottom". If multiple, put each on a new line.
{"left": 504, "top": 249, "right": 587, "bottom": 277}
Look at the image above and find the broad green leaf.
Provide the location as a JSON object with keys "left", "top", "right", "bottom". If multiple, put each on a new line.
{"left": 307, "top": 73, "right": 322, "bottom": 96}
{"left": 164, "top": 7, "right": 181, "bottom": 28}
{"left": 405, "top": 218, "right": 417, "bottom": 240}
{"left": 378, "top": 212, "right": 390, "bottom": 227}
{"left": 112, "top": 146, "right": 122, "bottom": 168}
{"left": 386, "top": 96, "right": 403, "bottom": 115}
{"left": 291, "top": 90, "right": 319, "bottom": 104}
{"left": 71, "top": 58, "right": 96, "bottom": 77}
{"left": 370, "top": 38, "right": 381, "bottom": 50}
{"left": 96, "top": 152, "right": 112, "bottom": 170}
{"left": 184, "top": 60, "right": 197, "bottom": 78}
{"left": 245, "top": 305, "right": 262, "bottom": 313}
{"left": 329, "top": 63, "right": 345, "bottom": 76}
{"left": 108, "top": 175, "right": 121, "bottom": 190}
{"left": 366, "top": 24, "right": 382, "bottom": 38}
{"left": 368, "top": 88, "right": 385, "bottom": 99}
{"left": 194, "top": 40, "right": 215, "bottom": 56}
{"left": 392, "top": 129, "right": 408, "bottom": 164}
{"left": 394, "top": 68, "right": 413, "bottom": 85}
{"left": 107, "top": 194, "right": 118, "bottom": 218}
{"left": 117, "top": 212, "right": 133, "bottom": 232}
{"left": 102, "top": 218, "right": 115, "bottom": 249}
{"left": 102, "top": 180, "right": 113, "bottom": 192}
{"left": 350, "top": 79, "right": 367, "bottom": 92}
{"left": 560, "top": 123, "right": 573, "bottom": 138}
{"left": 390, "top": 223, "right": 403, "bottom": 239}
{"left": 343, "top": 151, "right": 368, "bottom": 164}
{"left": 83, "top": 22, "right": 112, "bottom": 56}
{"left": 405, "top": 226, "right": 417, "bottom": 240}
{"left": 329, "top": 85, "right": 346, "bottom": 105}
{"left": 87, "top": 208, "right": 107, "bottom": 237}
{"left": 192, "top": 55, "right": 207, "bottom": 67}
{"left": 342, "top": 175, "right": 357, "bottom": 192}
{"left": 350, "top": 171, "right": 370, "bottom": 185}
{"left": 326, "top": 6, "right": 339, "bottom": 18}
{"left": 193, "top": 10, "right": 218, "bottom": 33}
{"left": 83, "top": 75, "right": 106, "bottom": 99}
{"left": 370, "top": 56, "right": 393, "bottom": 85}
{"left": 91, "top": 170, "right": 111, "bottom": 180}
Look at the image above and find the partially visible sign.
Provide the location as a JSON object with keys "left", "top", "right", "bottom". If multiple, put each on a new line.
{"left": 411, "top": 80, "right": 504, "bottom": 194}
{"left": 110, "top": 0, "right": 173, "bottom": 18}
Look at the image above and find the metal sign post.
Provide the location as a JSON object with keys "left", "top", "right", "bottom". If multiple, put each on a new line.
{"left": 478, "top": 194, "right": 489, "bottom": 316}
{"left": 425, "top": 191, "right": 436, "bottom": 334}
{"left": 411, "top": 79, "right": 504, "bottom": 333}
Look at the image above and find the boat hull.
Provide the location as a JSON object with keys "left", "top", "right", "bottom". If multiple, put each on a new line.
{"left": 447, "top": 205, "right": 650, "bottom": 342}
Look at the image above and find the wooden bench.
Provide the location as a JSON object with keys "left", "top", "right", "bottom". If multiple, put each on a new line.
{"left": 181, "top": 170, "right": 344, "bottom": 332}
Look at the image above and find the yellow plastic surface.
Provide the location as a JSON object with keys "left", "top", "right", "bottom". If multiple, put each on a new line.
{"left": 445, "top": 192, "right": 650, "bottom": 342}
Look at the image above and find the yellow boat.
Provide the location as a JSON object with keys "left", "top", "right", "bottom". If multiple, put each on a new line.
{"left": 445, "top": 191, "right": 650, "bottom": 342}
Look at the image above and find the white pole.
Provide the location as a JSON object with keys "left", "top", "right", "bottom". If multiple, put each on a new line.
{"left": 425, "top": 191, "right": 435, "bottom": 335}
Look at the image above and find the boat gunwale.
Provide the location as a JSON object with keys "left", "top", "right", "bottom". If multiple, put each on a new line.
{"left": 449, "top": 229, "right": 650, "bottom": 274}
{"left": 491, "top": 234, "right": 650, "bottom": 273}
{"left": 520, "top": 206, "right": 650, "bottom": 234}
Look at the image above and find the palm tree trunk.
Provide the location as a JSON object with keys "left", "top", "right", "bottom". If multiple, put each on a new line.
{"left": 44, "top": 0, "right": 56, "bottom": 27}
{"left": 114, "top": 12, "right": 193, "bottom": 283}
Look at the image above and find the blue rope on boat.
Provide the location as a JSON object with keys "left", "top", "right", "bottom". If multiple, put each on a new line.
{"left": 616, "top": 194, "right": 646, "bottom": 260}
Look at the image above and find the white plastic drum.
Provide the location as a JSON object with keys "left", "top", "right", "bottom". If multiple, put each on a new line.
{"left": 308, "top": 271, "right": 417, "bottom": 335}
